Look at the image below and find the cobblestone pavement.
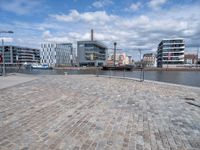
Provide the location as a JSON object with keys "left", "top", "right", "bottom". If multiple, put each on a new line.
{"left": 0, "top": 75, "right": 200, "bottom": 150}
{"left": 0, "top": 74, "right": 37, "bottom": 90}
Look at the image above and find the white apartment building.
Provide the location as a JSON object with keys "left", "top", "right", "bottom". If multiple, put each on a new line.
{"left": 157, "top": 38, "right": 185, "bottom": 68}
{"left": 40, "top": 43, "right": 76, "bottom": 67}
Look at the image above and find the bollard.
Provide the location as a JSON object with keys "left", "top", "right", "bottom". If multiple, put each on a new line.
{"left": 123, "top": 69, "right": 125, "bottom": 78}
{"left": 96, "top": 67, "right": 99, "bottom": 77}
{"left": 142, "top": 69, "right": 145, "bottom": 81}
{"left": 140, "top": 68, "right": 144, "bottom": 82}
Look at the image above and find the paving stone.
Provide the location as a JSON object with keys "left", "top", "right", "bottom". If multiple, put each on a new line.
{"left": 0, "top": 75, "right": 200, "bottom": 150}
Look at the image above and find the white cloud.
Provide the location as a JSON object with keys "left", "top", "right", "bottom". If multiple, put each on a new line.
{"left": 42, "top": 30, "right": 52, "bottom": 39}
{"left": 1, "top": 3, "right": 200, "bottom": 59}
{"left": 148, "top": 0, "right": 167, "bottom": 10}
{"left": 130, "top": 2, "right": 142, "bottom": 11}
{"left": 51, "top": 10, "right": 117, "bottom": 25}
{"left": 0, "top": 0, "right": 41, "bottom": 15}
{"left": 51, "top": 10, "right": 80, "bottom": 22}
{"left": 45, "top": 36, "right": 70, "bottom": 43}
{"left": 0, "top": 37, "right": 13, "bottom": 43}
{"left": 92, "top": 0, "right": 113, "bottom": 8}
{"left": 121, "top": 15, "right": 150, "bottom": 29}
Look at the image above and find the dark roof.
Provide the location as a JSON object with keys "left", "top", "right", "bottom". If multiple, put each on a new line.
{"left": 0, "top": 45, "right": 39, "bottom": 50}
{"left": 143, "top": 53, "right": 154, "bottom": 57}
{"left": 77, "top": 40, "right": 107, "bottom": 48}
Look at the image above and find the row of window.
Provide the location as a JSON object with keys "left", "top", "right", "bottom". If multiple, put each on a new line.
{"left": 162, "top": 40, "right": 184, "bottom": 43}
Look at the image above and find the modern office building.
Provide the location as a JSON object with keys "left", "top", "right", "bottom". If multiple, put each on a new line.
{"left": 143, "top": 53, "right": 156, "bottom": 67}
{"left": 77, "top": 41, "right": 108, "bottom": 66}
{"left": 0, "top": 45, "right": 40, "bottom": 64}
{"left": 40, "top": 43, "right": 75, "bottom": 67}
{"left": 157, "top": 38, "right": 185, "bottom": 68}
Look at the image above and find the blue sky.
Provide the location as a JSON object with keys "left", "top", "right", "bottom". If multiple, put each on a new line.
{"left": 0, "top": 0, "right": 200, "bottom": 60}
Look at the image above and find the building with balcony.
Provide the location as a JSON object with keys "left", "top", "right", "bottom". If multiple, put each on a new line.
{"left": 143, "top": 53, "right": 156, "bottom": 67}
{"left": 40, "top": 43, "right": 75, "bottom": 67}
{"left": 77, "top": 41, "right": 107, "bottom": 67}
{"left": 157, "top": 38, "right": 185, "bottom": 68}
{"left": 0, "top": 45, "right": 40, "bottom": 64}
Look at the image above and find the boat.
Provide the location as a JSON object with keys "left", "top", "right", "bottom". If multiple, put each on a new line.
{"left": 31, "top": 63, "right": 52, "bottom": 69}
{"left": 102, "top": 65, "right": 134, "bottom": 71}
{"left": 23, "top": 62, "right": 32, "bottom": 69}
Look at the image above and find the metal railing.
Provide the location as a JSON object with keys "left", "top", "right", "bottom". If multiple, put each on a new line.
{"left": 95, "top": 67, "right": 145, "bottom": 82}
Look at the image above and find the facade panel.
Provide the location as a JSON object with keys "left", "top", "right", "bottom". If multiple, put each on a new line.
{"left": 40, "top": 43, "right": 75, "bottom": 67}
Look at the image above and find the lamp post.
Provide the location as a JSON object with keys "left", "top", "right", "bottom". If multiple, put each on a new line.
{"left": 113, "top": 42, "right": 117, "bottom": 67}
{"left": 197, "top": 47, "right": 199, "bottom": 69}
{"left": 138, "top": 48, "right": 144, "bottom": 81}
{"left": 0, "top": 31, "right": 14, "bottom": 76}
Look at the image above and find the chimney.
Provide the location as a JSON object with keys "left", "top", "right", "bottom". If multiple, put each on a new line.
{"left": 91, "top": 29, "right": 94, "bottom": 41}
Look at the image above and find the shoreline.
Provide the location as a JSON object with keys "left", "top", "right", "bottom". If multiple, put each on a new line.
{"left": 2, "top": 65, "right": 200, "bottom": 71}
{"left": 54, "top": 66, "right": 200, "bottom": 72}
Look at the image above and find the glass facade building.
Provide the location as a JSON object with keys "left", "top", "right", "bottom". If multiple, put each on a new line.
{"left": 0, "top": 45, "right": 40, "bottom": 64}
{"left": 77, "top": 41, "right": 107, "bottom": 66}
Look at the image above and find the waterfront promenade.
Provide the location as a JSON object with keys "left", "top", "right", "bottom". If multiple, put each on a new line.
{"left": 0, "top": 74, "right": 200, "bottom": 150}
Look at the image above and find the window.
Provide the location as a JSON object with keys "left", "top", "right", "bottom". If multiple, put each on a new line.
{"left": 79, "top": 44, "right": 84, "bottom": 47}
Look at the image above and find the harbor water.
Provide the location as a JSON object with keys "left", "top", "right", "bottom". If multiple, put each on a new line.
{"left": 2, "top": 67, "right": 200, "bottom": 87}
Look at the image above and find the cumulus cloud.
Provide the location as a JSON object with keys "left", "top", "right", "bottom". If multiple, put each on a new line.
{"left": 45, "top": 37, "right": 70, "bottom": 43}
{"left": 1, "top": 2, "right": 200, "bottom": 59}
{"left": 129, "top": 2, "right": 142, "bottom": 11}
{"left": 42, "top": 30, "right": 52, "bottom": 39}
{"left": 148, "top": 0, "right": 167, "bottom": 10}
{"left": 0, "top": 37, "right": 13, "bottom": 43}
{"left": 41, "top": 4, "right": 200, "bottom": 52}
{"left": 51, "top": 10, "right": 117, "bottom": 25}
{"left": 92, "top": 0, "right": 113, "bottom": 8}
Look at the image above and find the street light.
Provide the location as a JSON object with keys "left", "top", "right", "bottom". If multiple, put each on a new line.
{"left": 0, "top": 30, "right": 14, "bottom": 76}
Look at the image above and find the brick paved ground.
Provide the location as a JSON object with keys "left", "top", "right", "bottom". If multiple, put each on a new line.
{"left": 0, "top": 73, "right": 37, "bottom": 90}
{"left": 0, "top": 75, "right": 200, "bottom": 150}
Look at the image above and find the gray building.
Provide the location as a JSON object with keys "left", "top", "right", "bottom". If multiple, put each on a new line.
{"left": 40, "top": 43, "right": 75, "bottom": 67}
{"left": 77, "top": 41, "right": 108, "bottom": 67}
{"left": 0, "top": 45, "right": 40, "bottom": 64}
{"left": 143, "top": 53, "right": 156, "bottom": 67}
{"left": 157, "top": 38, "right": 185, "bottom": 68}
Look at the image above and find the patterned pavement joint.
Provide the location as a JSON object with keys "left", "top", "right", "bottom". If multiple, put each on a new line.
{"left": 0, "top": 75, "right": 200, "bottom": 150}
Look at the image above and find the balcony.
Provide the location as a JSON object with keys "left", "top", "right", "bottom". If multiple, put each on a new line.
{"left": 162, "top": 46, "right": 185, "bottom": 50}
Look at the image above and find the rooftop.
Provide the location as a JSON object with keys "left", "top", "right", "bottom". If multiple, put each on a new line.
{"left": 0, "top": 45, "right": 39, "bottom": 50}
{"left": 162, "top": 38, "right": 184, "bottom": 41}
{"left": 77, "top": 40, "right": 107, "bottom": 48}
